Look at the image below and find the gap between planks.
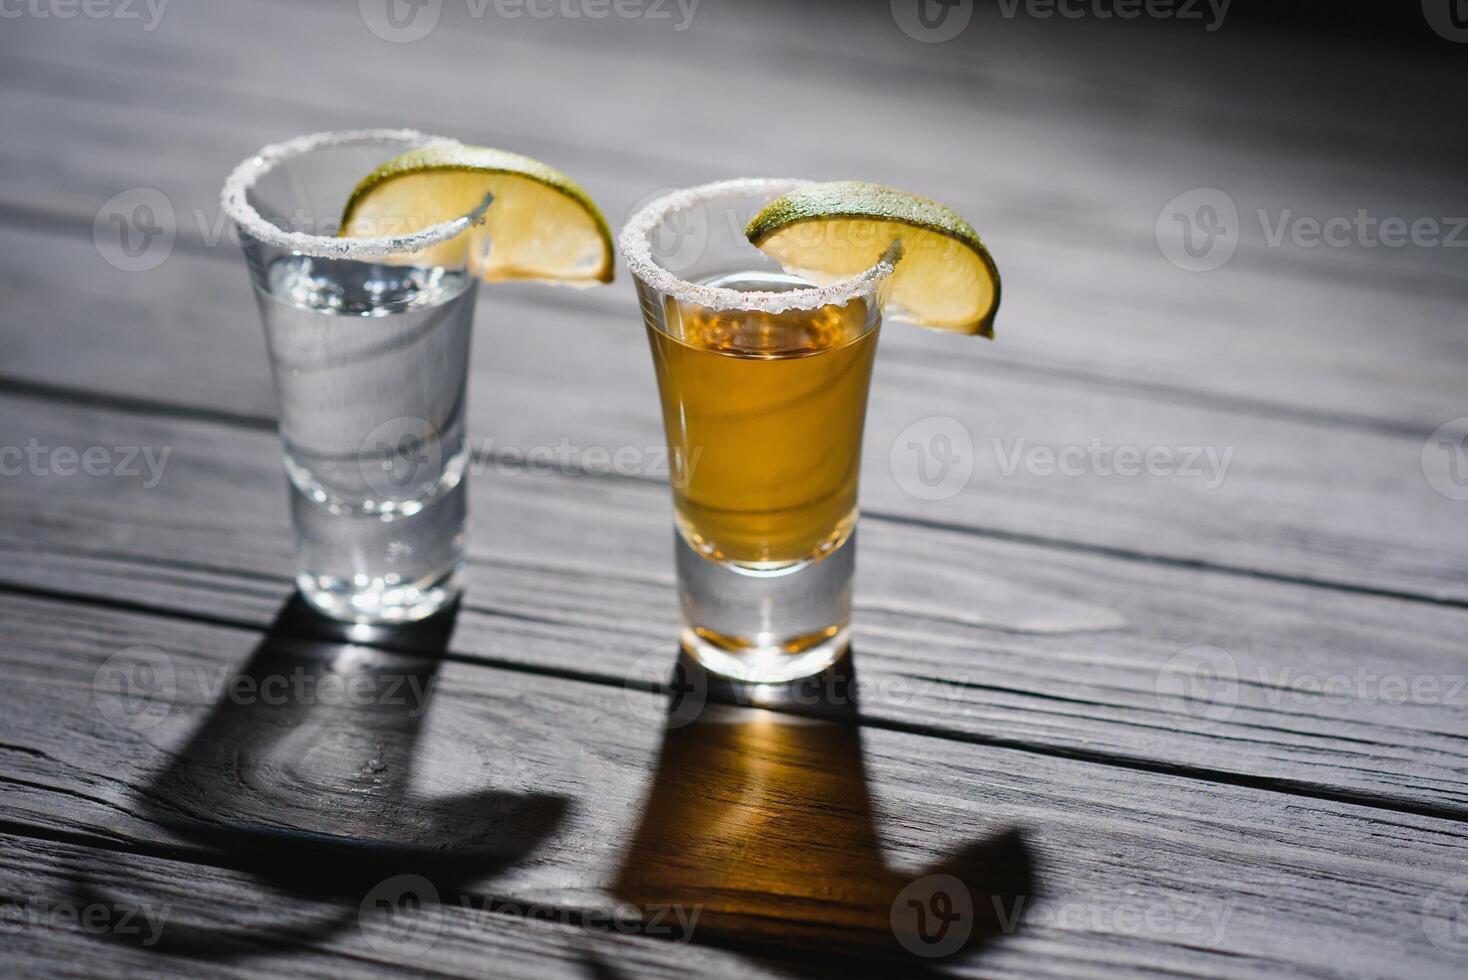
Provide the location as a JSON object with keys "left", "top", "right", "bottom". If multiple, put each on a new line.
{"left": 2, "top": 578, "right": 1464, "bottom": 826}
{"left": 0, "top": 371, "right": 1464, "bottom": 616}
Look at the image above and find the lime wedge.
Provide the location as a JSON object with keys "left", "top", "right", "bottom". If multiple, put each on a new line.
{"left": 745, "top": 181, "right": 999, "bottom": 337}
{"left": 341, "top": 145, "right": 614, "bottom": 285}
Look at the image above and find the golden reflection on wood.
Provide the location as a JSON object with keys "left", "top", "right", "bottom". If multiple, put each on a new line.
{"left": 614, "top": 657, "right": 1033, "bottom": 971}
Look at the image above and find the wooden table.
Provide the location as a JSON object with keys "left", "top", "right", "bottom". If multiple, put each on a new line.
{"left": 2, "top": 2, "right": 1465, "bottom": 976}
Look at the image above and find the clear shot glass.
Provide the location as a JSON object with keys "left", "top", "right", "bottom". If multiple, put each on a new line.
{"left": 221, "top": 130, "right": 484, "bottom": 624}
{"left": 621, "top": 179, "right": 894, "bottom": 683}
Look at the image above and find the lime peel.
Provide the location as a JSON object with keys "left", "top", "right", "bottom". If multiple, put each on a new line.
{"left": 746, "top": 180, "right": 1000, "bottom": 337}
{"left": 341, "top": 145, "right": 615, "bottom": 285}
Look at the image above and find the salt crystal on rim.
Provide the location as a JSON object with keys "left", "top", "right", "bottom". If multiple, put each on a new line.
{"left": 618, "top": 178, "right": 895, "bottom": 314}
{"left": 219, "top": 129, "right": 480, "bottom": 260}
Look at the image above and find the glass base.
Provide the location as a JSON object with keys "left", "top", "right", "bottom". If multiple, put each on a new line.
{"left": 675, "top": 529, "right": 855, "bottom": 684}
{"left": 297, "top": 561, "right": 464, "bottom": 625}
{"left": 286, "top": 451, "right": 468, "bottom": 627}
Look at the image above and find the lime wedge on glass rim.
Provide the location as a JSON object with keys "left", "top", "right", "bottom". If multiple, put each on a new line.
{"left": 745, "top": 181, "right": 1000, "bottom": 337}
{"left": 341, "top": 145, "right": 614, "bottom": 285}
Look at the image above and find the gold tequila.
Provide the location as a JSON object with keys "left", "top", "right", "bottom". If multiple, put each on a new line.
{"left": 646, "top": 272, "right": 880, "bottom": 568}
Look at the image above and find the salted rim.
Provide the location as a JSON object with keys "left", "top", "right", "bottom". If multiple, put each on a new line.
{"left": 618, "top": 178, "right": 894, "bottom": 313}
{"left": 220, "top": 128, "right": 477, "bottom": 260}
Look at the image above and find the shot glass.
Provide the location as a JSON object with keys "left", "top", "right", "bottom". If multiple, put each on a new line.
{"left": 221, "top": 130, "right": 484, "bottom": 624}
{"left": 621, "top": 179, "right": 895, "bottom": 683}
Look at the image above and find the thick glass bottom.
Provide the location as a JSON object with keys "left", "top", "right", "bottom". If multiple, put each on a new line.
{"left": 287, "top": 456, "right": 468, "bottom": 625}
{"left": 675, "top": 529, "right": 855, "bottom": 683}
{"left": 297, "top": 560, "right": 464, "bottom": 624}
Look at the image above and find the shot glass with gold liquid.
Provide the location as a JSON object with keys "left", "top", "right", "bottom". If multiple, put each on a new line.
{"left": 621, "top": 180, "right": 896, "bottom": 683}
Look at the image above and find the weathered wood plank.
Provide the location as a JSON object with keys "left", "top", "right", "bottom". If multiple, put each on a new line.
{"left": 1, "top": 393, "right": 1464, "bottom": 815}
{"left": 0, "top": 2, "right": 1465, "bottom": 430}
{"left": 2, "top": 3, "right": 1463, "bottom": 976}
{"left": 2, "top": 217, "right": 1465, "bottom": 603}
{"left": 9, "top": 0, "right": 1468, "bottom": 209}
{"left": 2, "top": 1, "right": 1465, "bottom": 600}
{"left": 0, "top": 831, "right": 792, "bottom": 979}
{"left": 0, "top": 592, "right": 1463, "bottom": 979}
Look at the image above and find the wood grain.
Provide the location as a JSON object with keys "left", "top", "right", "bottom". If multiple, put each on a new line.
{"left": 2, "top": 217, "right": 1467, "bottom": 603}
{"left": 0, "top": 831, "right": 788, "bottom": 979}
{"left": 0, "top": 592, "right": 1463, "bottom": 979}
{"left": 1, "top": 0, "right": 1465, "bottom": 602}
{"left": 1, "top": 393, "right": 1463, "bottom": 817}
{"left": 2, "top": 3, "right": 1465, "bottom": 975}
{"left": 1, "top": 28, "right": 1464, "bottom": 432}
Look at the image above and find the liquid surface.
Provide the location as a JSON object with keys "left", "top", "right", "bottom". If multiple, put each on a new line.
{"left": 645, "top": 272, "right": 879, "bottom": 566}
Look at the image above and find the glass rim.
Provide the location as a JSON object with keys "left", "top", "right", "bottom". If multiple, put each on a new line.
{"left": 618, "top": 178, "right": 895, "bottom": 314}
{"left": 220, "top": 128, "right": 479, "bottom": 260}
